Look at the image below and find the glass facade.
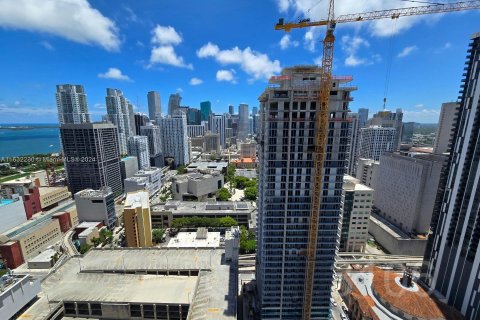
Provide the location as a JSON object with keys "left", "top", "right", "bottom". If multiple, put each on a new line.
{"left": 256, "top": 67, "right": 354, "bottom": 319}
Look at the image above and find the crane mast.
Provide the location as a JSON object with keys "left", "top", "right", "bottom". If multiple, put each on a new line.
{"left": 274, "top": 1, "right": 480, "bottom": 319}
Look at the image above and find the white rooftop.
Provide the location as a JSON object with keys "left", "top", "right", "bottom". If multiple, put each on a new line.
{"left": 125, "top": 191, "right": 149, "bottom": 208}
{"left": 167, "top": 231, "right": 221, "bottom": 248}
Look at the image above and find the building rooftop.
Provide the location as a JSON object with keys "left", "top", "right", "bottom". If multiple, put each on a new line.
{"left": 75, "top": 187, "right": 112, "bottom": 199}
{"left": 187, "top": 161, "right": 228, "bottom": 172}
{"left": 28, "top": 248, "right": 56, "bottom": 263}
{"left": 0, "top": 198, "right": 14, "bottom": 207}
{"left": 20, "top": 248, "right": 236, "bottom": 320}
{"left": 344, "top": 175, "right": 374, "bottom": 192}
{"left": 125, "top": 191, "right": 149, "bottom": 209}
{"left": 38, "top": 186, "right": 69, "bottom": 196}
{"left": 343, "top": 268, "right": 463, "bottom": 320}
{"left": 167, "top": 231, "right": 221, "bottom": 248}
{"left": 10, "top": 219, "right": 59, "bottom": 241}
{"left": 154, "top": 200, "right": 254, "bottom": 214}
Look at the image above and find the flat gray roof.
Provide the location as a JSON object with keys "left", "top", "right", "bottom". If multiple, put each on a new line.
{"left": 21, "top": 248, "right": 236, "bottom": 320}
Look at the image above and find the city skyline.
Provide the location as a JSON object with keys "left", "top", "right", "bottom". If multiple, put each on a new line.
{"left": 0, "top": 0, "right": 478, "bottom": 123}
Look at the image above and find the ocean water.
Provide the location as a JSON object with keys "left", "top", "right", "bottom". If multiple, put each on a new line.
{"left": 0, "top": 123, "right": 61, "bottom": 157}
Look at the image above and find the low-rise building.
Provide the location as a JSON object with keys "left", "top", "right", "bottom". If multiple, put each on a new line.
{"left": 20, "top": 248, "right": 237, "bottom": 320}
{"left": 0, "top": 274, "right": 41, "bottom": 320}
{"left": 186, "top": 161, "right": 228, "bottom": 173}
{"left": 340, "top": 267, "right": 463, "bottom": 320}
{"left": 341, "top": 176, "right": 373, "bottom": 252}
{"left": 74, "top": 187, "right": 117, "bottom": 229}
{"left": 74, "top": 222, "right": 102, "bottom": 246}
{"left": 172, "top": 172, "right": 224, "bottom": 201}
{"left": 38, "top": 186, "right": 71, "bottom": 209}
{"left": 124, "top": 167, "right": 163, "bottom": 197}
{"left": 1, "top": 177, "right": 41, "bottom": 219}
{"left": 167, "top": 228, "right": 221, "bottom": 248}
{"left": 231, "top": 157, "right": 257, "bottom": 169}
{"left": 124, "top": 191, "right": 152, "bottom": 248}
{"left": 368, "top": 214, "right": 427, "bottom": 256}
{"left": 11, "top": 218, "right": 62, "bottom": 261}
{"left": 27, "top": 248, "right": 57, "bottom": 269}
{"left": 151, "top": 200, "right": 254, "bottom": 229}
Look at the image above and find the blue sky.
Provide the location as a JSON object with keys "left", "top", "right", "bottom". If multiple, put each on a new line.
{"left": 0, "top": 0, "right": 478, "bottom": 124}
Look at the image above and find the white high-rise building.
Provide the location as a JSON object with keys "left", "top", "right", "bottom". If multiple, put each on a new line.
{"left": 209, "top": 113, "right": 226, "bottom": 148}
{"left": 159, "top": 112, "right": 190, "bottom": 167}
{"left": 357, "top": 126, "right": 396, "bottom": 161}
{"left": 140, "top": 124, "right": 162, "bottom": 166}
{"left": 106, "top": 88, "right": 134, "bottom": 155}
{"left": 433, "top": 102, "right": 460, "bottom": 154}
{"left": 187, "top": 122, "right": 207, "bottom": 138}
{"left": 340, "top": 175, "right": 374, "bottom": 252}
{"left": 238, "top": 103, "right": 249, "bottom": 140}
{"left": 56, "top": 84, "right": 90, "bottom": 124}
{"left": 147, "top": 91, "right": 161, "bottom": 121}
{"left": 127, "top": 136, "right": 150, "bottom": 170}
{"left": 257, "top": 67, "right": 355, "bottom": 319}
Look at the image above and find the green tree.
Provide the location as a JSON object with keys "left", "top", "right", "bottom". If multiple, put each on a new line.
{"left": 218, "top": 216, "right": 238, "bottom": 227}
{"left": 177, "top": 165, "right": 187, "bottom": 174}
{"left": 91, "top": 237, "right": 101, "bottom": 247}
{"left": 171, "top": 216, "right": 238, "bottom": 229}
{"left": 79, "top": 244, "right": 92, "bottom": 254}
{"left": 239, "top": 226, "right": 256, "bottom": 253}
{"left": 234, "top": 176, "right": 250, "bottom": 189}
{"left": 225, "top": 164, "right": 236, "bottom": 183}
{"left": 152, "top": 229, "right": 165, "bottom": 243}
{"left": 216, "top": 188, "right": 232, "bottom": 201}
{"left": 244, "top": 186, "right": 258, "bottom": 201}
{"left": 244, "top": 178, "right": 257, "bottom": 189}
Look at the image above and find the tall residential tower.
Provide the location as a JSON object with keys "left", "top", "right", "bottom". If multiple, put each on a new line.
{"left": 60, "top": 122, "right": 122, "bottom": 196}
{"left": 105, "top": 88, "right": 133, "bottom": 155}
{"left": 147, "top": 91, "right": 161, "bottom": 121}
{"left": 257, "top": 67, "right": 355, "bottom": 319}
{"left": 56, "top": 84, "right": 90, "bottom": 124}
{"left": 421, "top": 32, "right": 480, "bottom": 320}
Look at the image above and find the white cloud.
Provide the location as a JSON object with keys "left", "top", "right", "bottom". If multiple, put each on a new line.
{"left": 216, "top": 69, "right": 236, "bottom": 83}
{"left": 276, "top": 0, "right": 292, "bottom": 12}
{"left": 123, "top": 6, "right": 139, "bottom": 24}
{"left": 313, "top": 56, "right": 322, "bottom": 65}
{"left": 280, "top": 34, "right": 299, "bottom": 50}
{"left": 435, "top": 42, "right": 451, "bottom": 54}
{"left": 197, "top": 43, "right": 281, "bottom": 81}
{"left": 98, "top": 67, "right": 132, "bottom": 81}
{"left": 39, "top": 41, "right": 54, "bottom": 51}
{"left": 176, "top": 88, "right": 183, "bottom": 93}
{"left": 149, "top": 25, "right": 191, "bottom": 69}
{"left": 304, "top": 30, "right": 315, "bottom": 52}
{"left": 279, "top": 0, "right": 437, "bottom": 38}
{"left": 196, "top": 42, "right": 219, "bottom": 58}
{"left": 403, "top": 106, "right": 440, "bottom": 122}
{"left": 151, "top": 25, "right": 182, "bottom": 45}
{"left": 0, "top": 0, "right": 120, "bottom": 51}
{"left": 150, "top": 45, "right": 193, "bottom": 69}
{"left": 397, "top": 45, "right": 417, "bottom": 58}
{"left": 342, "top": 35, "right": 377, "bottom": 67}
{"left": 0, "top": 103, "right": 56, "bottom": 115}
{"left": 189, "top": 77, "right": 203, "bottom": 85}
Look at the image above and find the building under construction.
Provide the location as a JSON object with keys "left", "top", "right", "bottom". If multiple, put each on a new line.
{"left": 256, "top": 66, "right": 355, "bottom": 319}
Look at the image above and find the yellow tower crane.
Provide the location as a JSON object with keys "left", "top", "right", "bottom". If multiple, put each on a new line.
{"left": 275, "top": 1, "right": 480, "bottom": 319}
